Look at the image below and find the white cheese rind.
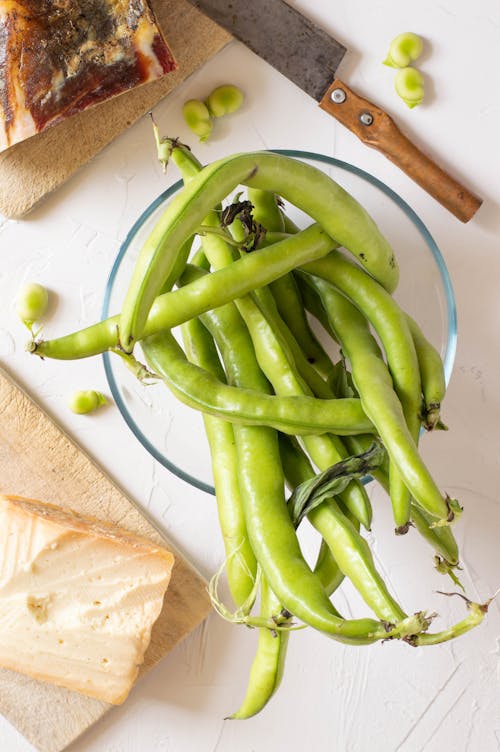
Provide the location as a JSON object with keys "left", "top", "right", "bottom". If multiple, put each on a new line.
{"left": 0, "top": 495, "right": 174, "bottom": 704}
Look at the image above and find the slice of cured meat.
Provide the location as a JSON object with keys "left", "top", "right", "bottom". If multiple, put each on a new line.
{"left": 0, "top": 1, "right": 177, "bottom": 151}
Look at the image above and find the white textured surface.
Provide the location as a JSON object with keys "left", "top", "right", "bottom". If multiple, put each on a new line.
{"left": 1, "top": 0, "right": 500, "bottom": 749}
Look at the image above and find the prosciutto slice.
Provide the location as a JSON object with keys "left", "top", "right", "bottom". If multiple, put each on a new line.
{"left": 0, "top": 1, "right": 177, "bottom": 151}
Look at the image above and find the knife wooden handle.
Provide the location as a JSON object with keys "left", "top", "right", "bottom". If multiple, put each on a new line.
{"left": 320, "top": 79, "right": 482, "bottom": 223}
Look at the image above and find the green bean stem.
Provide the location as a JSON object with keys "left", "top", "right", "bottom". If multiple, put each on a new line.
{"left": 153, "top": 130, "right": 204, "bottom": 181}
{"left": 246, "top": 187, "right": 285, "bottom": 232}
{"left": 414, "top": 600, "right": 489, "bottom": 646}
{"left": 119, "top": 150, "right": 399, "bottom": 349}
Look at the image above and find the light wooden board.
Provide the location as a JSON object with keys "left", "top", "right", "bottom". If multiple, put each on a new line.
{"left": 0, "top": 0, "right": 232, "bottom": 218}
{"left": 0, "top": 363, "right": 212, "bottom": 752}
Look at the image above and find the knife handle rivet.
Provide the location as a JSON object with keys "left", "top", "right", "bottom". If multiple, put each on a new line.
{"left": 331, "top": 88, "right": 347, "bottom": 104}
{"left": 359, "top": 111, "right": 374, "bottom": 126}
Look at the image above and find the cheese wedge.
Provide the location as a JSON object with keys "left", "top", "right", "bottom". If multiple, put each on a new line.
{"left": 0, "top": 494, "right": 174, "bottom": 704}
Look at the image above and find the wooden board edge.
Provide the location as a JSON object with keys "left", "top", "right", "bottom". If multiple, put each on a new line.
{"left": 0, "top": 361, "right": 214, "bottom": 752}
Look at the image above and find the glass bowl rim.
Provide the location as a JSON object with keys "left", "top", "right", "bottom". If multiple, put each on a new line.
{"left": 101, "top": 148, "right": 457, "bottom": 496}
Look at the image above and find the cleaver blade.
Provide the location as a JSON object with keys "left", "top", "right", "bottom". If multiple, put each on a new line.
{"left": 188, "top": 0, "right": 347, "bottom": 102}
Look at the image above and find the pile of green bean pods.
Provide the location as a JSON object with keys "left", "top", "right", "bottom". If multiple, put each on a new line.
{"left": 28, "top": 137, "right": 490, "bottom": 718}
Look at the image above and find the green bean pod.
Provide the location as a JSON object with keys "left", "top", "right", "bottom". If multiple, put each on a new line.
{"left": 190, "top": 173, "right": 334, "bottom": 402}
{"left": 251, "top": 286, "right": 335, "bottom": 400}
{"left": 231, "top": 290, "right": 373, "bottom": 530}
{"left": 249, "top": 192, "right": 336, "bottom": 382}
{"left": 295, "top": 272, "right": 339, "bottom": 342}
{"left": 314, "top": 540, "right": 346, "bottom": 596}
{"left": 388, "top": 465, "right": 413, "bottom": 534}
{"left": 305, "top": 253, "right": 421, "bottom": 433}
{"left": 183, "top": 243, "right": 360, "bottom": 636}
{"left": 118, "top": 155, "right": 259, "bottom": 350}
{"left": 302, "top": 255, "right": 449, "bottom": 523}
{"left": 120, "top": 150, "right": 399, "bottom": 349}
{"left": 230, "top": 578, "right": 290, "bottom": 719}
{"left": 410, "top": 504, "right": 459, "bottom": 566}
{"left": 31, "top": 226, "right": 335, "bottom": 361}
{"left": 176, "top": 264, "right": 394, "bottom": 642}
{"left": 177, "top": 173, "right": 371, "bottom": 531}
{"left": 189, "top": 322, "right": 384, "bottom": 638}
{"left": 301, "top": 254, "right": 418, "bottom": 528}
{"left": 299, "top": 272, "right": 449, "bottom": 523}
{"left": 141, "top": 329, "right": 374, "bottom": 436}
{"left": 278, "top": 434, "right": 345, "bottom": 597}
{"left": 405, "top": 314, "right": 447, "bottom": 431}
{"left": 304, "top": 273, "right": 409, "bottom": 528}
{"left": 235, "top": 422, "right": 390, "bottom": 644}
{"left": 278, "top": 434, "right": 406, "bottom": 623}
{"left": 179, "top": 316, "right": 257, "bottom": 606}
{"left": 246, "top": 187, "right": 336, "bottom": 385}
{"left": 308, "top": 499, "right": 406, "bottom": 622}
{"left": 296, "top": 275, "right": 394, "bottom": 485}
{"left": 270, "top": 273, "right": 336, "bottom": 381}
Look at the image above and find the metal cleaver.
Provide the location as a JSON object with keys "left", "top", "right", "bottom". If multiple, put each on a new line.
{"left": 187, "top": 0, "right": 481, "bottom": 222}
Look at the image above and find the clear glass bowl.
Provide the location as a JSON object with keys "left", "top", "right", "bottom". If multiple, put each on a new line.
{"left": 102, "top": 150, "right": 457, "bottom": 496}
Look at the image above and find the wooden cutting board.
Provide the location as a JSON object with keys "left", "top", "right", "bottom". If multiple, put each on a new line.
{"left": 0, "top": 363, "right": 212, "bottom": 752}
{"left": 0, "top": 0, "right": 231, "bottom": 218}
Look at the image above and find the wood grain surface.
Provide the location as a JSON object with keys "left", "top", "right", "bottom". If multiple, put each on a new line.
{"left": 0, "top": 364, "right": 212, "bottom": 752}
{"left": 0, "top": 0, "right": 231, "bottom": 218}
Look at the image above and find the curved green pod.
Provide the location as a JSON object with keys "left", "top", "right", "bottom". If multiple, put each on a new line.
{"left": 119, "top": 151, "right": 399, "bottom": 350}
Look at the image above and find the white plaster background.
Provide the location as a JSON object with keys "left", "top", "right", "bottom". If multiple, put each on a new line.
{"left": 0, "top": 0, "right": 499, "bottom": 749}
